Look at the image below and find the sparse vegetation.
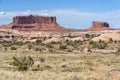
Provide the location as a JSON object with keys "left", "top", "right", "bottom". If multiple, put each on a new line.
{"left": 12, "top": 55, "right": 35, "bottom": 71}
{"left": 0, "top": 32, "right": 119, "bottom": 80}
{"left": 89, "top": 40, "right": 107, "bottom": 49}
{"left": 0, "top": 49, "right": 119, "bottom": 80}
{"left": 85, "top": 34, "right": 98, "bottom": 39}
{"left": 12, "top": 56, "right": 28, "bottom": 71}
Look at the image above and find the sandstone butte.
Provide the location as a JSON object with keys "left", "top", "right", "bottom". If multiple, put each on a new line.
{"left": 86, "top": 21, "right": 112, "bottom": 31}
{"left": 0, "top": 15, "right": 114, "bottom": 31}
{"left": 0, "top": 15, "right": 70, "bottom": 31}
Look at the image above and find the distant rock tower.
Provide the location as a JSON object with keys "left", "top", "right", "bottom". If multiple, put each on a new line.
{"left": 87, "top": 21, "right": 112, "bottom": 30}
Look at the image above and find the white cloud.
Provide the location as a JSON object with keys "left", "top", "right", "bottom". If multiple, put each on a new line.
{"left": 0, "top": 9, "right": 120, "bottom": 29}
{"left": 0, "top": 11, "right": 6, "bottom": 15}
{"left": 40, "top": 13, "right": 48, "bottom": 16}
{"left": 22, "top": 10, "right": 33, "bottom": 15}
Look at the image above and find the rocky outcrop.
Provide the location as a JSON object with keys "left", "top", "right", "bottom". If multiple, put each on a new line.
{"left": 0, "top": 15, "right": 69, "bottom": 31}
{"left": 92, "top": 33, "right": 120, "bottom": 42}
{"left": 0, "top": 29, "right": 23, "bottom": 41}
{"left": 13, "top": 15, "right": 56, "bottom": 24}
{"left": 87, "top": 21, "right": 112, "bottom": 30}
{"left": 12, "top": 15, "right": 70, "bottom": 31}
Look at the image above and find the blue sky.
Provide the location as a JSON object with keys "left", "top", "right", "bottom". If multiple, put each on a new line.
{"left": 0, "top": 0, "right": 120, "bottom": 29}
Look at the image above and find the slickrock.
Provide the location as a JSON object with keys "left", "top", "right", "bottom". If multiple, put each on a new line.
{"left": 92, "top": 33, "right": 120, "bottom": 42}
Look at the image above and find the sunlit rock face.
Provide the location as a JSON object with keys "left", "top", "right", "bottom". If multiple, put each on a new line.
{"left": 0, "top": 15, "right": 69, "bottom": 31}
{"left": 87, "top": 21, "right": 112, "bottom": 30}
{"left": 11, "top": 15, "right": 69, "bottom": 31}
{"left": 13, "top": 15, "right": 56, "bottom": 24}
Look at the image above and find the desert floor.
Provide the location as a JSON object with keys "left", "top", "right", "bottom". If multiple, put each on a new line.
{"left": 0, "top": 51, "right": 120, "bottom": 80}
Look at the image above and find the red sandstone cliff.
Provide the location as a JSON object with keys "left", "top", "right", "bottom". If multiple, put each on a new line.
{"left": 0, "top": 16, "right": 114, "bottom": 31}
{"left": 87, "top": 21, "right": 112, "bottom": 30}
{"left": 0, "top": 15, "right": 70, "bottom": 31}
{"left": 13, "top": 15, "right": 56, "bottom": 24}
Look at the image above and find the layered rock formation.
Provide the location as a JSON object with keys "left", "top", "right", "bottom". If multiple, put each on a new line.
{"left": 87, "top": 21, "right": 112, "bottom": 30}
{"left": 13, "top": 15, "right": 56, "bottom": 24}
{"left": 0, "top": 15, "right": 69, "bottom": 31}
{"left": 0, "top": 29, "right": 23, "bottom": 41}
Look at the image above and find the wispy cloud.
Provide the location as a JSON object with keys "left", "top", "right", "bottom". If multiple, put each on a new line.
{"left": 0, "top": 11, "right": 6, "bottom": 15}
{"left": 0, "top": 9, "right": 120, "bottom": 29}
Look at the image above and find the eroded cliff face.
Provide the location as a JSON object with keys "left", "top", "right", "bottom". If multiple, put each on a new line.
{"left": 11, "top": 15, "right": 69, "bottom": 31}
{"left": 0, "top": 15, "right": 69, "bottom": 31}
{"left": 0, "top": 16, "right": 113, "bottom": 31}
{"left": 87, "top": 21, "right": 112, "bottom": 30}
{"left": 92, "top": 21, "right": 109, "bottom": 28}
{"left": 13, "top": 15, "right": 56, "bottom": 24}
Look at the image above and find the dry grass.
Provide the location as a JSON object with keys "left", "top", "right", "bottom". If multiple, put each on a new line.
{"left": 0, "top": 51, "right": 120, "bottom": 80}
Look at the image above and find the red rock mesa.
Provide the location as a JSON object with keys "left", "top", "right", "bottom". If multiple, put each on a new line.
{"left": 0, "top": 15, "right": 69, "bottom": 31}
{"left": 87, "top": 21, "right": 112, "bottom": 30}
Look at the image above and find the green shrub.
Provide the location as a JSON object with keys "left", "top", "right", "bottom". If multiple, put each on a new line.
{"left": 98, "top": 42, "right": 107, "bottom": 49}
{"left": 12, "top": 56, "right": 28, "bottom": 71}
{"left": 91, "top": 34, "right": 97, "bottom": 38}
{"left": 109, "top": 38, "right": 113, "bottom": 43}
{"left": 89, "top": 41, "right": 96, "bottom": 45}
{"left": 10, "top": 46, "right": 17, "bottom": 50}
{"left": 30, "top": 37, "right": 38, "bottom": 39}
{"left": 27, "top": 56, "right": 34, "bottom": 67}
{"left": 12, "top": 56, "right": 34, "bottom": 71}
{"left": 98, "top": 39, "right": 102, "bottom": 43}
{"left": 46, "top": 43, "right": 54, "bottom": 48}
{"left": 85, "top": 34, "right": 90, "bottom": 38}
{"left": 95, "top": 42, "right": 107, "bottom": 49}
{"left": 66, "top": 40, "right": 74, "bottom": 46}
{"left": 12, "top": 56, "right": 21, "bottom": 66}
{"left": 74, "top": 40, "right": 82, "bottom": 45}
{"left": 1, "top": 41, "right": 13, "bottom": 47}
{"left": 27, "top": 42, "right": 33, "bottom": 50}
{"left": 50, "top": 41, "right": 56, "bottom": 44}
{"left": 89, "top": 40, "right": 107, "bottom": 49}
{"left": 13, "top": 42, "right": 24, "bottom": 46}
{"left": 85, "top": 34, "right": 98, "bottom": 39}
{"left": 59, "top": 45, "right": 67, "bottom": 50}
{"left": 36, "top": 40, "right": 42, "bottom": 45}
{"left": 114, "top": 40, "right": 117, "bottom": 43}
